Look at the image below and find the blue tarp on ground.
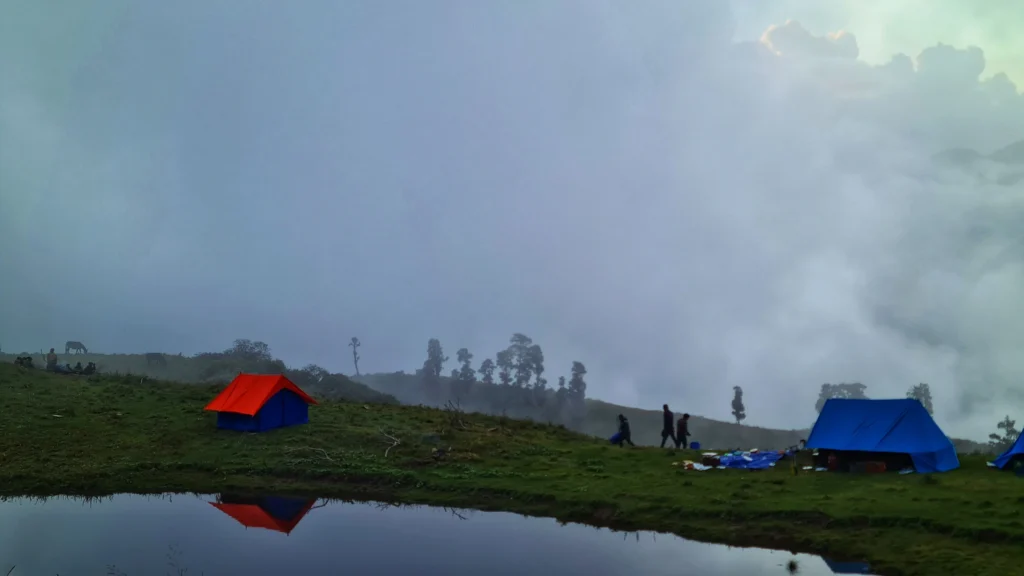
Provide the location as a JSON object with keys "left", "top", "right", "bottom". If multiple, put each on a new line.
{"left": 990, "top": 431, "right": 1024, "bottom": 470}
{"left": 805, "top": 398, "right": 959, "bottom": 473}
{"left": 719, "top": 451, "right": 786, "bottom": 470}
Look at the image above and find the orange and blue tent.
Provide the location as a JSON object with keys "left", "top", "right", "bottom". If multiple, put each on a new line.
{"left": 204, "top": 373, "right": 317, "bottom": 432}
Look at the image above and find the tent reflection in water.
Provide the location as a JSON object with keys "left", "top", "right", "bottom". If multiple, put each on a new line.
{"left": 204, "top": 373, "right": 317, "bottom": 432}
{"left": 210, "top": 494, "right": 319, "bottom": 535}
{"left": 805, "top": 398, "right": 960, "bottom": 473}
{"left": 823, "top": 558, "right": 872, "bottom": 574}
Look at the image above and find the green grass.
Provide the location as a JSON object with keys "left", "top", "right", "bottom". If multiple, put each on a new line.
{"left": 0, "top": 363, "right": 1020, "bottom": 576}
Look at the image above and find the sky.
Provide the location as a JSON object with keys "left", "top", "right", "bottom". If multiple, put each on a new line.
{"left": 2, "top": 1, "right": 1023, "bottom": 441}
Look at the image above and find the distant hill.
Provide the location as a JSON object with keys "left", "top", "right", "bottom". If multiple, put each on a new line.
{"left": 0, "top": 351, "right": 398, "bottom": 405}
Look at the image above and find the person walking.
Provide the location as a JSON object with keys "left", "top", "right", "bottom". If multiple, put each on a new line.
{"left": 676, "top": 413, "right": 691, "bottom": 449}
{"left": 660, "top": 404, "right": 678, "bottom": 448}
{"left": 613, "top": 414, "right": 636, "bottom": 447}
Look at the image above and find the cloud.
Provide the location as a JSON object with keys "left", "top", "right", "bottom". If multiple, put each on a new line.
{"left": 761, "top": 20, "right": 859, "bottom": 60}
{"left": 2, "top": 2, "right": 1023, "bottom": 440}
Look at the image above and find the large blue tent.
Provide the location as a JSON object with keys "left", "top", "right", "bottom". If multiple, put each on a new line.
{"left": 806, "top": 398, "right": 959, "bottom": 473}
{"left": 989, "top": 431, "right": 1024, "bottom": 470}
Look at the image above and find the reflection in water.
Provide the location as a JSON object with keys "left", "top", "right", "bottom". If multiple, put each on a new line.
{"left": 0, "top": 494, "right": 875, "bottom": 575}
{"left": 823, "top": 558, "right": 874, "bottom": 574}
{"left": 209, "top": 494, "right": 320, "bottom": 535}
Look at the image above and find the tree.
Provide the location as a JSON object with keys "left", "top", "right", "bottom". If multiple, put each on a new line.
{"left": 815, "top": 382, "right": 868, "bottom": 412}
{"left": 299, "top": 363, "right": 330, "bottom": 383}
{"left": 906, "top": 383, "right": 933, "bottom": 414}
{"left": 731, "top": 386, "right": 746, "bottom": 425}
{"left": 199, "top": 339, "right": 281, "bottom": 380}
{"left": 555, "top": 375, "right": 568, "bottom": 407}
{"left": 422, "top": 338, "right": 448, "bottom": 402}
{"left": 508, "top": 333, "right": 534, "bottom": 388}
{"left": 989, "top": 415, "right": 1020, "bottom": 453}
{"left": 477, "top": 358, "right": 496, "bottom": 386}
{"left": 567, "top": 361, "right": 588, "bottom": 425}
{"left": 348, "top": 337, "right": 362, "bottom": 376}
{"left": 454, "top": 347, "right": 476, "bottom": 399}
{"left": 495, "top": 349, "right": 513, "bottom": 387}
{"left": 526, "top": 343, "right": 546, "bottom": 406}
{"left": 226, "top": 339, "right": 272, "bottom": 361}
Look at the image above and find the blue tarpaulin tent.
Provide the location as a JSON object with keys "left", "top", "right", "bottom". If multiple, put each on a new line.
{"left": 806, "top": 398, "right": 959, "bottom": 473}
{"left": 989, "top": 431, "right": 1024, "bottom": 470}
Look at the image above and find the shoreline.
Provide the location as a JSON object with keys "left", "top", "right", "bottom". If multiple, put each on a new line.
{"left": 0, "top": 473, "right": 901, "bottom": 572}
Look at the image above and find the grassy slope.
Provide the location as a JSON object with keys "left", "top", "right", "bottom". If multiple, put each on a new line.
{"left": 0, "top": 352, "right": 397, "bottom": 405}
{"left": 356, "top": 371, "right": 812, "bottom": 449}
{"left": 356, "top": 371, "right": 991, "bottom": 453}
{"left": 1, "top": 363, "right": 1021, "bottom": 576}
{"left": 5, "top": 353, "right": 990, "bottom": 452}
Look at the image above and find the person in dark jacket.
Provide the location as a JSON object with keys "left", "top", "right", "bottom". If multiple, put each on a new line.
{"left": 675, "top": 413, "right": 691, "bottom": 449}
{"left": 613, "top": 414, "right": 635, "bottom": 447}
{"left": 660, "top": 404, "right": 678, "bottom": 448}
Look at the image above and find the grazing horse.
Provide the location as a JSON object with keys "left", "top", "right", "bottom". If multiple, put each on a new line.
{"left": 145, "top": 352, "right": 168, "bottom": 368}
{"left": 65, "top": 341, "right": 88, "bottom": 355}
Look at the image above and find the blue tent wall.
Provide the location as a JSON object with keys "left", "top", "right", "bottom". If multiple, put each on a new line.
{"left": 216, "top": 389, "right": 310, "bottom": 432}
{"left": 990, "top": 431, "right": 1024, "bottom": 470}
{"left": 806, "top": 398, "right": 960, "bottom": 473}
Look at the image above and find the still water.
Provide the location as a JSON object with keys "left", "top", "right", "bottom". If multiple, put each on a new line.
{"left": 0, "top": 494, "right": 873, "bottom": 575}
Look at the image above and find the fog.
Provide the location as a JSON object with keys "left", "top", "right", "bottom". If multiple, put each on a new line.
{"left": 2, "top": 1, "right": 1022, "bottom": 441}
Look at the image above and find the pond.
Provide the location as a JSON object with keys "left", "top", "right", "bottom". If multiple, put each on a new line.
{"left": 0, "top": 494, "right": 874, "bottom": 575}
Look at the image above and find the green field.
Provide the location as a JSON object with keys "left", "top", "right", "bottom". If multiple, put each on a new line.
{"left": 1, "top": 362, "right": 1021, "bottom": 576}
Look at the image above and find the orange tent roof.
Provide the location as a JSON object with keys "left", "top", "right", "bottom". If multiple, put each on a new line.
{"left": 209, "top": 500, "right": 316, "bottom": 534}
{"left": 204, "top": 373, "right": 317, "bottom": 416}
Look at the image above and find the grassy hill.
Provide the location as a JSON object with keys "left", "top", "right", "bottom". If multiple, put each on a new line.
{"left": 0, "top": 351, "right": 397, "bottom": 405}
{"left": 1, "top": 362, "right": 1021, "bottom": 576}
{"left": 355, "top": 371, "right": 992, "bottom": 453}
{"left": 354, "top": 371, "right": 809, "bottom": 449}
{"left": 3, "top": 351, "right": 990, "bottom": 453}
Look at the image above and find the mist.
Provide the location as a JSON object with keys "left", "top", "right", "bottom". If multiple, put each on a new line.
{"left": 2, "top": 0, "right": 1023, "bottom": 441}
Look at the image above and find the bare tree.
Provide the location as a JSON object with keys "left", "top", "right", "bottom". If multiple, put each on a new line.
{"left": 349, "top": 337, "right": 361, "bottom": 376}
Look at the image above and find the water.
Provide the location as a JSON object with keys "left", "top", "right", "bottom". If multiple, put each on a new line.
{"left": 0, "top": 494, "right": 874, "bottom": 575}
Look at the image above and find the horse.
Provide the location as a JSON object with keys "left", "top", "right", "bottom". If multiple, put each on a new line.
{"left": 65, "top": 341, "right": 88, "bottom": 355}
{"left": 145, "top": 352, "right": 168, "bottom": 368}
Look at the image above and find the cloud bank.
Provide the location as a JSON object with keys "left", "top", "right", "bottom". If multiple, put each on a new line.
{"left": 1, "top": 1, "right": 1022, "bottom": 439}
